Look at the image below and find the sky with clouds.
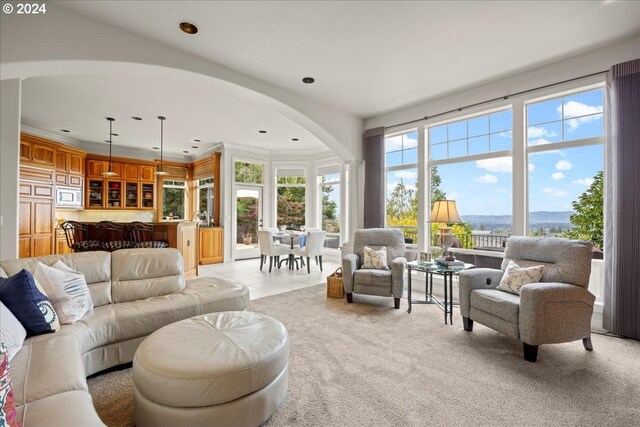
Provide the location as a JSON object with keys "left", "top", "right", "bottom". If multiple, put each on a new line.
{"left": 385, "top": 88, "right": 604, "bottom": 223}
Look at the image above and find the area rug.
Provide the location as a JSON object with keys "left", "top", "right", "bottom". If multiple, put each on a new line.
{"left": 88, "top": 284, "right": 640, "bottom": 426}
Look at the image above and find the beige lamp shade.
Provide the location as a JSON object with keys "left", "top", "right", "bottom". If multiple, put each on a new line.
{"left": 429, "top": 200, "right": 463, "bottom": 224}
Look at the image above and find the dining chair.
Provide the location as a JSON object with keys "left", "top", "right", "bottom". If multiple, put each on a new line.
{"left": 127, "top": 222, "right": 169, "bottom": 248}
{"left": 292, "top": 231, "right": 326, "bottom": 273}
{"left": 257, "top": 230, "right": 290, "bottom": 273}
{"left": 60, "top": 221, "right": 101, "bottom": 252}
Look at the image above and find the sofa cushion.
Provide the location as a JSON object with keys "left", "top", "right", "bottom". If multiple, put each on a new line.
{"left": 75, "top": 291, "right": 200, "bottom": 355}
{"left": 362, "top": 246, "right": 389, "bottom": 270}
{"left": 9, "top": 333, "right": 87, "bottom": 407}
{"left": 0, "top": 269, "right": 59, "bottom": 336}
{"left": 471, "top": 289, "right": 520, "bottom": 324}
{"left": 354, "top": 269, "right": 392, "bottom": 287}
{"left": 17, "top": 390, "right": 104, "bottom": 427}
{"left": 183, "top": 277, "right": 250, "bottom": 314}
{"left": 110, "top": 248, "right": 185, "bottom": 303}
{"left": 497, "top": 260, "right": 544, "bottom": 295}
{"left": 34, "top": 262, "right": 94, "bottom": 325}
{"left": 0, "top": 252, "right": 112, "bottom": 307}
{"left": 0, "top": 302, "right": 26, "bottom": 361}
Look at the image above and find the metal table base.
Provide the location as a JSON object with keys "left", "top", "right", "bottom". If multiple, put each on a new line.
{"left": 407, "top": 263, "right": 460, "bottom": 325}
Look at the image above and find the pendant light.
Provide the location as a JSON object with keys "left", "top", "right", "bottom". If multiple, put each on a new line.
{"left": 155, "top": 116, "right": 169, "bottom": 176}
{"left": 102, "top": 117, "right": 118, "bottom": 177}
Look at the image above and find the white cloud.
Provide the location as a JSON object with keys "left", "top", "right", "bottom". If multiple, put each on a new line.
{"left": 555, "top": 160, "right": 573, "bottom": 171}
{"left": 475, "top": 157, "right": 511, "bottom": 173}
{"left": 447, "top": 190, "right": 462, "bottom": 200}
{"left": 543, "top": 187, "right": 568, "bottom": 197}
{"left": 551, "top": 172, "right": 565, "bottom": 181}
{"left": 394, "top": 170, "right": 417, "bottom": 180}
{"left": 529, "top": 149, "right": 567, "bottom": 157}
{"left": 386, "top": 181, "right": 416, "bottom": 193}
{"left": 385, "top": 135, "right": 403, "bottom": 152}
{"left": 474, "top": 174, "right": 498, "bottom": 184}
{"left": 528, "top": 163, "right": 536, "bottom": 172}
{"left": 529, "top": 138, "right": 555, "bottom": 146}
{"left": 559, "top": 101, "right": 603, "bottom": 131}
{"left": 573, "top": 177, "right": 595, "bottom": 187}
{"left": 528, "top": 126, "right": 558, "bottom": 138}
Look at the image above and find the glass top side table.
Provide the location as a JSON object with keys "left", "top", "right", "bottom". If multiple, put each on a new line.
{"left": 406, "top": 260, "right": 474, "bottom": 325}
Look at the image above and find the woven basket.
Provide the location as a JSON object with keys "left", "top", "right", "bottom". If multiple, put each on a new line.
{"left": 326, "top": 267, "right": 345, "bottom": 298}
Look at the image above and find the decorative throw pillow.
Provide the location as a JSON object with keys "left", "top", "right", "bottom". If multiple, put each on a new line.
{"left": 34, "top": 261, "right": 93, "bottom": 325}
{"left": 0, "top": 269, "right": 59, "bottom": 336}
{"left": 0, "top": 302, "right": 26, "bottom": 362}
{"left": 362, "top": 246, "right": 389, "bottom": 270}
{"left": 498, "top": 260, "right": 545, "bottom": 295}
{"left": 0, "top": 345, "right": 20, "bottom": 427}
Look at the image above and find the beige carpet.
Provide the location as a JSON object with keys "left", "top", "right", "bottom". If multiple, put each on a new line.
{"left": 88, "top": 284, "right": 640, "bottom": 426}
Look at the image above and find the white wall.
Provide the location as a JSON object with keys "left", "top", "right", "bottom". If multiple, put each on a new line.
{"left": 365, "top": 36, "right": 640, "bottom": 130}
{"left": 0, "top": 2, "right": 363, "bottom": 162}
{"left": 0, "top": 79, "right": 21, "bottom": 261}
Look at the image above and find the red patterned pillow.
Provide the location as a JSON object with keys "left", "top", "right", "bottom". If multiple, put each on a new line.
{"left": 0, "top": 346, "right": 20, "bottom": 427}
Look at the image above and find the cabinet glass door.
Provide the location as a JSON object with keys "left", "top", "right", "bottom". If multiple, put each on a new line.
{"left": 141, "top": 183, "right": 154, "bottom": 209}
{"left": 87, "top": 179, "right": 104, "bottom": 208}
{"left": 125, "top": 182, "right": 139, "bottom": 208}
{"left": 106, "top": 181, "right": 122, "bottom": 208}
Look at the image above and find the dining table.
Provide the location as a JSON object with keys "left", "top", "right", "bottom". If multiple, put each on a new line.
{"left": 273, "top": 230, "right": 306, "bottom": 270}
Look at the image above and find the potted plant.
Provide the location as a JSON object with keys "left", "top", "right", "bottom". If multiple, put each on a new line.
{"left": 242, "top": 233, "right": 253, "bottom": 245}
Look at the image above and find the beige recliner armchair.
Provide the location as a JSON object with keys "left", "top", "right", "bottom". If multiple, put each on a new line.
{"left": 342, "top": 228, "right": 406, "bottom": 309}
{"left": 458, "top": 236, "right": 595, "bottom": 362}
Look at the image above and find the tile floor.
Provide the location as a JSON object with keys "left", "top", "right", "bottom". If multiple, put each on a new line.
{"left": 198, "top": 257, "right": 342, "bottom": 300}
{"left": 198, "top": 258, "right": 450, "bottom": 302}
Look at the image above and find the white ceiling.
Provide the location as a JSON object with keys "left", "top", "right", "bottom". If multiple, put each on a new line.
{"left": 19, "top": 1, "right": 640, "bottom": 158}
{"left": 21, "top": 74, "right": 325, "bottom": 156}
{"left": 59, "top": 0, "right": 640, "bottom": 119}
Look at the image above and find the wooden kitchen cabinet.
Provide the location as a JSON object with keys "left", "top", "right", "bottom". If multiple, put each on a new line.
{"left": 199, "top": 227, "right": 223, "bottom": 264}
{"left": 55, "top": 230, "right": 73, "bottom": 255}
{"left": 87, "top": 160, "right": 122, "bottom": 178}
{"left": 178, "top": 222, "right": 198, "bottom": 279}
{"left": 20, "top": 135, "right": 56, "bottom": 167}
{"left": 19, "top": 198, "right": 54, "bottom": 258}
{"left": 140, "top": 166, "right": 156, "bottom": 182}
{"left": 56, "top": 148, "right": 85, "bottom": 175}
{"left": 123, "top": 164, "right": 140, "bottom": 180}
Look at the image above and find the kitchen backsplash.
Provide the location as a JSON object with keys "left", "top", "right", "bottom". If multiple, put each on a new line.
{"left": 56, "top": 209, "right": 156, "bottom": 224}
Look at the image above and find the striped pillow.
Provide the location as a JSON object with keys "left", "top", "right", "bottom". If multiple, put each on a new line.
{"left": 34, "top": 261, "right": 93, "bottom": 324}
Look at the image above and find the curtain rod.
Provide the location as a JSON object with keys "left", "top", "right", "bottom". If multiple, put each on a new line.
{"left": 385, "top": 69, "right": 609, "bottom": 130}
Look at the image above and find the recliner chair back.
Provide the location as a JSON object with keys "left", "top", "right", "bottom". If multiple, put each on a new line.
{"left": 353, "top": 228, "right": 405, "bottom": 268}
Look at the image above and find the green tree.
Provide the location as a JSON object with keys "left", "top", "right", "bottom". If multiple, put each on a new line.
{"left": 431, "top": 166, "right": 446, "bottom": 207}
{"left": 321, "top": 176, "right": 339, "bottom": 232}
{"left": 561, "top": 171, "right": 603, "bottom": 248}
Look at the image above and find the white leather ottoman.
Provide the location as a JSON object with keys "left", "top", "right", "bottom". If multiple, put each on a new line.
{"left": 133, "top": 311, "right": 289, "bottom": 427}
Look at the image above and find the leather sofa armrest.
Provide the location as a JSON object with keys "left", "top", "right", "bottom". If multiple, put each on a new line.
{"left": 391, "top": 257, "right": 407, "bottom": 298}
{"left": 519, "top": 282, "right": 596, "bottom": 345}
{"left": 458, "top": 268, "right": 504, "bottom": 317}
{"left": 342, "top": 254, "right": 359, "bottom": 293}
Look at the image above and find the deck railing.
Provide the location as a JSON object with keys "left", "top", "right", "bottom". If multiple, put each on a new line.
{"left": 387, "top": 225, "right": 508, "bottom": 251}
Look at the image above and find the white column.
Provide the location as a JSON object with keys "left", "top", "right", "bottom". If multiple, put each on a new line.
{"left": 512, "top": 100, "right": 526, "bottom": 235}
{"left": 0, "top": 79, "right": 21, "bottom": 261}
{"left": 340, "top": 159, "right": 364, "bottom": 256}
{"left": 417, "top": 126, "right": 428, "bottom": 252}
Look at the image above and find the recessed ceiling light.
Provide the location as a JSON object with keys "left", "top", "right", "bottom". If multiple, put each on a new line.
{"left": 292, "top": 138, "right": 299, "bottom": 141}
{"left": 259, "top": 130, "right": 267, "bottom": 134}
{"left": 152, "top": 146, "right": 159, "bottom": 150}
{"left": 192, "top": 146, "right": 198, "bottom": 149}
{"left": 60, "top": 129, "right": 70, "bottom": 133}
{"left": 179, "top": 21, "right": 198, "bottom": 35}
{"left": 131, "top": 116, "right": 142, "bottom": 121}
{"left": 193, "top": 139, "right": 201, "bottom": 142}
{"left": 302, "top": 77, "right": 315, "bottom": 84}
{"left": 183, "top": 150, "right": 190, "bottom": 153}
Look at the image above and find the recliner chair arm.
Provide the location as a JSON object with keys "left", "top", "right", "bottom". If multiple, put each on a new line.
{"left": 391, "top": 257, "right": 407, "bottom": 298}
{"left": 458, "top": 268, "right": 504, "bottom": 317}
{"left": 342, "top": 253, "right": 360, "bottom": 293}
{"left": 519, "top": 282, "right": 595, "bottom": 345}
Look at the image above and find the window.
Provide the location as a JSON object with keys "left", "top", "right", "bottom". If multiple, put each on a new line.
{"left": 235, "top": 161, "right": 264, "bottom": 184}
{"left": 385, "top": 130, "right": 418, "bottom": 244}
{"left": 527, "top": 88, "right": 603, "bottom": 146}
{"left": 276, "top": 171, "right": 306, "bottom": 229}
{"left": 197, "top": 177, "right": 214, "bottom": 221}
{"left": 526, "top": 87, "right": 604, "bottom": 248}
{"left": 426, "top": 109, "right": 514, "bottom": 250}
{"left": 319, "top": 172, "right": 341, "bottom": 249}
{"left": 429, "top": 110, "right": 512, "bottom": 161}
{"left": 162, "top": 180, "right": 186, "bottom": 220}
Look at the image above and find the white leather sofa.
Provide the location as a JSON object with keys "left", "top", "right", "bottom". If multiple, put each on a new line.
{"left": 0, "top": 248, "right": 249, "bottom": 427}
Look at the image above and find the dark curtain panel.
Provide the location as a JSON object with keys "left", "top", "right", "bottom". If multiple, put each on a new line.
{"left": 363, "top": 127, "right": 385, "bottom": 228}
{"left": 603, "top": 58, "right": 640, "bottom": 339}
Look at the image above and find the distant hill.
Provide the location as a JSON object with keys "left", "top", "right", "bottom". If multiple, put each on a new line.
{"left": 461, "top": 211, "right": 572, "bottom": 227}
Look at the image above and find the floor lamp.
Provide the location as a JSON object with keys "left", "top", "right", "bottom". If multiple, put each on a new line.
{"left": 429, "top": 200, "right": 463, "bottom": 258}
